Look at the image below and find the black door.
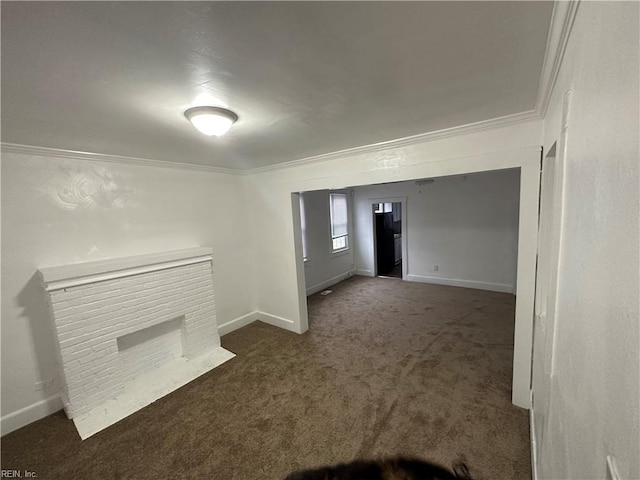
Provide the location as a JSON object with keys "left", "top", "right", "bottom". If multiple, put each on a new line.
{"left": 376, "top": 212, "right": 395, "bottom": 275}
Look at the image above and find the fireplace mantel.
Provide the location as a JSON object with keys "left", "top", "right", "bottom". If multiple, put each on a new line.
{"left": 39, "top": 247, "right": 213, "bottom": 291}
{"left": 39, "top": 247, "right": 234, "bottom": 439}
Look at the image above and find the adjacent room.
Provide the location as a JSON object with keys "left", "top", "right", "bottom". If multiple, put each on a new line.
{"left": 299, "top": 169, "right": 520, "bottom": 312}
{"left": 1, "top": 2, "right": 638, "bottom": 480}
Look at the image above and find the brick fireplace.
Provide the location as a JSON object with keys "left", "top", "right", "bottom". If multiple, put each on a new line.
{"left": 39, "top": 247, "right": 234, "bottom": 439}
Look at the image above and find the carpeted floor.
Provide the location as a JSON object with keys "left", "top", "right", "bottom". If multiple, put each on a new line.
{"left": 1, "top": 276, "right": 531, "bottom": 479}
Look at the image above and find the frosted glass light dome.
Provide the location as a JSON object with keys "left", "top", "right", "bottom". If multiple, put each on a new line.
{"left": 185, "top": 106, "right": 238, "bottom": 136}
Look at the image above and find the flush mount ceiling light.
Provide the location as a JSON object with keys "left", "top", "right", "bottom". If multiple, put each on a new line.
{"left": 184, "top": 106, "right": 238, "bottom": 137}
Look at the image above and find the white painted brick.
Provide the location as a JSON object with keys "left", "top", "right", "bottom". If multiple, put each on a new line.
{"left": 43, "top": 258, "right": 219, "bottom": 418}
{"left": 81, "top": 301, "right": 124, "bottom": 315}
{"left": 53, "top": 305, "right": 86, "bottom": 320}
{"left": 144, "top": 277, "right": 180, "bottom": 288}
{"left": 76, "top": 310, "right": 116, "bottom": 328}
{"left": 62, "top": 346, "right": 94, "bottom": 362}
{"left": 51, "top": 289, "right": 87, "bottom": 301}
{"left": 79, "top": 282, "right": 125, "bottom": 295}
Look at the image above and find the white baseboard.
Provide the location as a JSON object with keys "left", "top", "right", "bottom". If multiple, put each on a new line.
{"left": 1, "top": 394, "right": 64, "bottom": 437}
{"left": 255, "top": 311, "right": 298, "bottom": 333}
{"left": 306, "top": 269, "right": 356, "bottom": 296}
{"left": 217, "top": 311, "right": 259, "bottom": 336}
{"left": 1, "top": 311, "right": 290, "bottom": 437}
{"left": 355, "top": 269, "right": 373, "bottom": 277}
{"left": 405, "top": 274, "right": 514, "bottom": 294}
{"left": 530, "top": 390, "right": 539, "bottom": 480}
{"left": 218, "top": 311, "right": 300, "bottom": 335}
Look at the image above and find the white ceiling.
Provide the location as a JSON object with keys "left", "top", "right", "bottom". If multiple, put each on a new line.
{"left": 1, "top": 2, "right": 553, "bottom": 171}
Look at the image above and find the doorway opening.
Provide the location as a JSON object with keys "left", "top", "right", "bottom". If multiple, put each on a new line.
{"left": 291, "top": 159, "right": 541, "bottom": 409}
{"left": 373, "top": 202, "right": 403, "bottom": 278}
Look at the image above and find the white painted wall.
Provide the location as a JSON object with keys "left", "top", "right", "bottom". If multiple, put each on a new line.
{"left": 532, "top": 2, "right": 640, "bottom": 479}
{"left": 353, "top": 170, "right": 520, "bottom": 293}
{"left": 0, "top": 151, "right": 253, "bottom": 434}
{"left": 2, "top": 120, "right": 542, "bottom": 435}
{"left": 300, "top": 190, "right": 355, "bottom": 296}
{"left": 247, "top": 119, "right": 543, "bottom": 408}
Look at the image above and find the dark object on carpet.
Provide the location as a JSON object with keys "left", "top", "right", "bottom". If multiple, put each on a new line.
{"left": 0, "top": 276, "right": 530, "bottom": 479}
{"left": 285, "top": 457, "right": 473, "bottom": 480}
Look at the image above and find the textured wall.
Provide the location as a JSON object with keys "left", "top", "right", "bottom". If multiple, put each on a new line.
{"left": 43, "top": 259, "right": 218, "bottom": 418}
{"left": 1, "top": 152, "right": 252, "bottom": 426}
{"left": 353, "top": 170, "right": 520, "bottom": 293}
{"left": 300, "top": 189, "right": 355, "bottom": 295}
{"left": 247, "top": 121, "right": 542, "bottom": 408}
{"left": 248, "top": 120, "right": 541, "bottom": 326}
{"left": 535, "top": 2, "right": 640, "bottom": 479}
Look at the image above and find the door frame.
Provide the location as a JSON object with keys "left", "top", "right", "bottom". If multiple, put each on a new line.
{"left": 289, "top": 147, "right": 541, "bottom": 409}
{"left": 368, "top": 196, "right": 407, "bottom": 279}
{"left": 531, "top": 92, "right": 571, "bottom": 427}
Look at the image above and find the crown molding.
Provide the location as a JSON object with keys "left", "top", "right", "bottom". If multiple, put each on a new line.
{"left": 1, "top": 109, "right": 541, "bottom": 177}
{"left": 534, "top": 0, "right": 580, "bottom": 118}
{"left": 0, "top": 143, "right": 245, "bottom": 175}
{"left": 1, "top": 4, "right": 578, "bottom": 178}
{"left": 247, "top": 109, "right": 541, "bottom": 175}
{"left": 246, "top": 2, "right": 580, "bottom": 176}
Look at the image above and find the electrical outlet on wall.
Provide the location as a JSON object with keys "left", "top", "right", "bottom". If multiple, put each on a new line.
{"left": 433, "top": 265, "right": 439, "bottom": 272}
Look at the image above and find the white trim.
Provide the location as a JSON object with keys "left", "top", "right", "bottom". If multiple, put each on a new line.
{"left": 1, "top": 312, "right": 252, "bottom": 436}
{"left": 1, "top": 113, "right": 541, "bottom": 176}
{"left": 255, "top": 311, "right": 298, "bottom": 333}
{"left": 248, "top": 110, "right": 540, "bottom": 175}
{"left": 511, "top": 161, "right": 540, "bottom": 410}
{"left": 0, "top": 0, "right": 578, "bottom": 180}
{"left": 39, "top": 247, "right": 212, "bottom": 292}
{"left": 530, "top": 390, "right": 539, "bottom": 480}
{"left": 0, "top": 111, "right": 539, "bottom": 177}
{"left": 329, "top": 248, "right": 351, "bottom": 258}
{"left": 534, "top": 1, "right": 580, "bottom": 117}
{"left": 1, "top": 395, "right": 64, "bottom": 437}
{"left": 606, "top": 456, "right": 621, "bottom": 480}
{"left": 356, "top": 269, "right": 373, "bottom": 277}
{"left": 217, "top": 312, "right": 259, "bottom": 336}
{"left": 43, "top": 256, "right": 212, "bottom": 292}
{"left": 306, "top": 269, "right": 356, "bottom": 296}
{"left": 0, "top": 143, "right": 244, "bottom": 175}
{"left": 216, "top": 310, "right": 300, "bottom": 335}
{"left": 0, "top": 3, "right": 578, "bottom": 182}
{"left": 405, "top": 274, "right": 514, "bottom": 294}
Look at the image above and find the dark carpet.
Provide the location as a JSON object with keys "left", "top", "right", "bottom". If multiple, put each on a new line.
{"left": 0, "top": 276, "right": 530, "bottom": 479}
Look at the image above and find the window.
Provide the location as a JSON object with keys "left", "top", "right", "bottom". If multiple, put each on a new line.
{"left": 330, "top": 193, "right": 349, "bottom": 252}
{"left": 299, "top": 193, "right": 308, "bottom": 261}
